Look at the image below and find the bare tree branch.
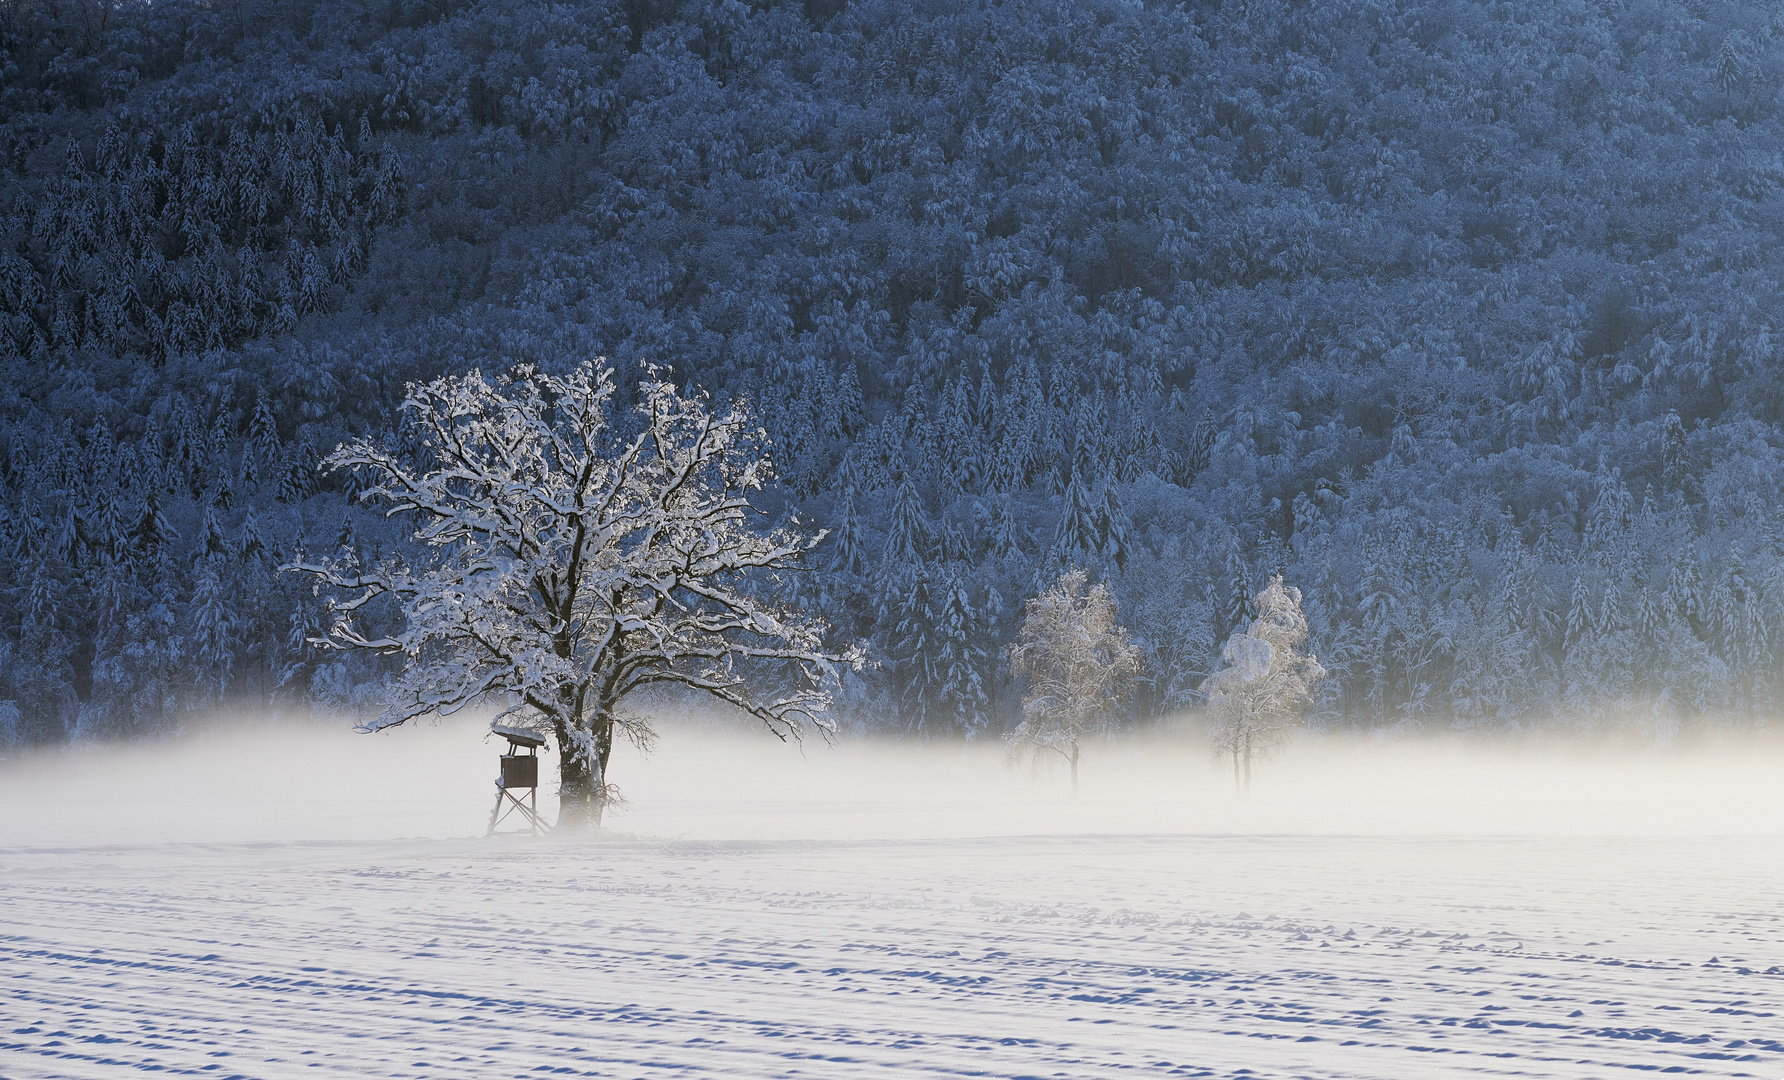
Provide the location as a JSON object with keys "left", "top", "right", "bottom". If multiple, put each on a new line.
{"left": 284, "top": 358, "right": 862, "bottom": 829}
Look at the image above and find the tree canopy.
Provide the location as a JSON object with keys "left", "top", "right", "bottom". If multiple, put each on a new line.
{"left": 1203, "top": 575, "right": 1325, "bottom": 793}
{"left": 291, "top": 357, "right": 848, "bottom": 826}
{"left": 1007, "top": 568, "right": 1142, "bottom": 795}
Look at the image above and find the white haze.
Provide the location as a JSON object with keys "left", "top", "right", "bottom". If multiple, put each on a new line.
{"left": 5, "top": 713, "right": 1784, "bottom": 846}
{"left": 8, "top": 718, "right": 1784, "bottom": 1079}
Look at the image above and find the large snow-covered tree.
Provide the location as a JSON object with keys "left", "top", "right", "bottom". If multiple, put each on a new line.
{"left": 1203, "top": 576, "right": 1326, "bottom": 796}
{"left": 1006, "top": 568, "right": 1142, "bottom": 797}
{"left": 288, "top": 358, "right": 851, "bottom": 830}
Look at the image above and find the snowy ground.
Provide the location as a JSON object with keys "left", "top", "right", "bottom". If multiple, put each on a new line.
{"left": 4, "top": 721, "right": 1784, "bottom": 1079}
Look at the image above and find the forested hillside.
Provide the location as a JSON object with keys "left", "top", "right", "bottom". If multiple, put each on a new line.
{"left": 4, "top": 0, "right": 1784, "bottom": 745}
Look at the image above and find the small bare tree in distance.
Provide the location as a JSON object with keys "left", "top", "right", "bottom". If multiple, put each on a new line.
{"left": 1006, "top": 568, "right": 1142, "bottom": 798}
{"left": 287, "top": 358, "right": 854, "bottom": 831}
{"left": 1202, "top": 574, "right": 1326, "bottom": 796}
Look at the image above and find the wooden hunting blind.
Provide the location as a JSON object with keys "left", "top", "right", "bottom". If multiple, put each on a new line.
{"left": 485, "top": 723, "right": 547, "bottom": 836}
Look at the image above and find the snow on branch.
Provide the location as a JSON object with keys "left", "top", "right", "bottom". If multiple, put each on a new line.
{"left": 1005, "top": 568, "right": 1143, "bottom": 795}
{"left": 1202, "top": 574, "right": 1326, "bottom": 794}
{"left": 285, "top": 358, "right": 859, "bottom": 746}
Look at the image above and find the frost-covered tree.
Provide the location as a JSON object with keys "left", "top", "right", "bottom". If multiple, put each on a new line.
{"left": 1662, "top": 413, "right": 1693, "bottom": 499}
{"left": 188, "top": 563, "right": 236, "bottom": 704}
{"left": 829, "top": 467, "right": 867, "bottom": 576}
{"left": 1054, "top": 472, "right": 1099, "bottom": 560}
{"left": 1216, "top": 550, "right": 1254, "bottom": 650}
{"left": 884, "top": 568, "right": 941, "bottom": 736}
{"left": 884, "top": 474, "right": 932, "bottom": 566}
{"left": 1006, "top": 568, "right": 1142, "bottom": 797}
{"left": 1718, "top": 38, "right": 1744, "bottom": 111}
{"left": 288, "top": 358, "right": 852, "bottom": 830}
{"left": 934, "top": 571, "right": 993, "bottom": 737}
{"left": 1202, "top": 576, "right": 1326, "bottom": 796}
{"left": 1097, "top": 482, "right": 1132, "bottom": 572}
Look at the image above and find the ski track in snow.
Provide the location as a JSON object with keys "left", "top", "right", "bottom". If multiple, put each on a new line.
{"left": 2, "top": 834, "right": 1782, "bottom": 1079}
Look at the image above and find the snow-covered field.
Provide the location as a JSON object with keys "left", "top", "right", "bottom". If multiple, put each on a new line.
{"left": 4, "top": 721, "right": 1784, "bottom": 1079}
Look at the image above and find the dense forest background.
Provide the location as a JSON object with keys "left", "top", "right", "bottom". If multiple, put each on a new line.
{"left": 4, "top": 0, "right": 1784, "bottom": 745}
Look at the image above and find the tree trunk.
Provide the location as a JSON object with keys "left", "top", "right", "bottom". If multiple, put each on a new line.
{"left": 1069, "top": 742, "right": 1080, "bottom": 800}
{"left": 555, "top": 711, "right": 615, "bottom": 832}
{"left": 1241, "top": 733, "right": 1252, "bottom": 797}
{"left": 1232, "top": 745, "right": 1241, "bottom": 796}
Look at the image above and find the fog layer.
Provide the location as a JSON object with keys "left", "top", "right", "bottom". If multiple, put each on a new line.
{"left": 4, "top": 715, "right": 1782, "bottom": 847}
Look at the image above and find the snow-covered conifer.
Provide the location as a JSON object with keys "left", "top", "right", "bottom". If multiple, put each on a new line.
{"left": 1054, "top": 472, "right": 1099, "bottom": 560}
{"left": 251, "top": 391, "right": 280, "bottom": 461}
{"left": 835, "top": 364, "right": 864, "bottom": 436}
{"left": 831, "top": 482, "right": 867, "bottom": 576}
{"left": 277, "top": 444, "right": 314, "bottom": 503}
{"left": 884, "top": 474, "right": 931, "bottom": 566}
{"left": 1096, "top": 482, "right": 1131, "bottom": 571}
{"left": 1586, "top": 476, "right": 1631, "bottom": 556}
{"left": 200, "top": 504, "right": 230, "bottom": 558}
{"left": 1666, "top": 548, "right": 1705, "bottom": 635}
{"left": 887, "top": 569, "right": 941, "bottom": 736}
{"left": 237, "top": 510, "right": 268, "bottom": 563}
{"left": 130, "top": 491, "right": 174, "bottom": 553}
{"left": 187, "top": 563, "right": 235, "bottom": 703}
{"left": 1565, "top": 575, "right": 1593, "bottom": 654}
{"left": 984, "top": 495, "right": 1027, "bottom": 564}
{"left": 1718, "top": 38, "right": 1744, "bottom": 108}
{"left": 934, "top": 572, "right": 992, "bottom": 737}
{"left": 1662, "top": 413, "right": 1692, "bottom": 498}
{"left": 1217, "top": 550, "right": 1254, "bottom": 647}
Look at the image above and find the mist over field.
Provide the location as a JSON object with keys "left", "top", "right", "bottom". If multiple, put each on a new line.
{"left": 7, "top": 718, "right": 1784, "bottom": 1079}
{"left": 6, "top": 712, "right": 1784, "bottom": 845}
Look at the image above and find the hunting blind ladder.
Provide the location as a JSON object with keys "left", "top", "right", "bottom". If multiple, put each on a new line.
{"left": 486, "top": 724, "right": 546, "bottom": 836}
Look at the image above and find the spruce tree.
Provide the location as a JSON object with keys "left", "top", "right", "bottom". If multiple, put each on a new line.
{"left": 933, "top": 573, "right": 991, "bottom": 737}
{"left": 200, "top": 504, "right": 230, "bottom": 558}
{"left": 831, "top": 483, "right": 867, "bottom": 576}
{"left": 1218, "top": 550, "right": 1254, "bottom": 648}
{"left": 888, "top": 569, "right": 940, "bottom": 736}
{"left": 884, "top": 475, "right": 931, "bottom": 566}
{"left": 1055, "top": 471, "right": 1099, "bottom": 560}
{"left": 1096, "top": 482, "right": 1131, "bottom": 571}
{"left": 1565, "top": 574, "right": 1594, "bottom": 654}
{"left": 1662, "top": 413, "right": 1692, "bottom": 497}
{"left": 187, "top": 563, "right": 235, "bottom": 704}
